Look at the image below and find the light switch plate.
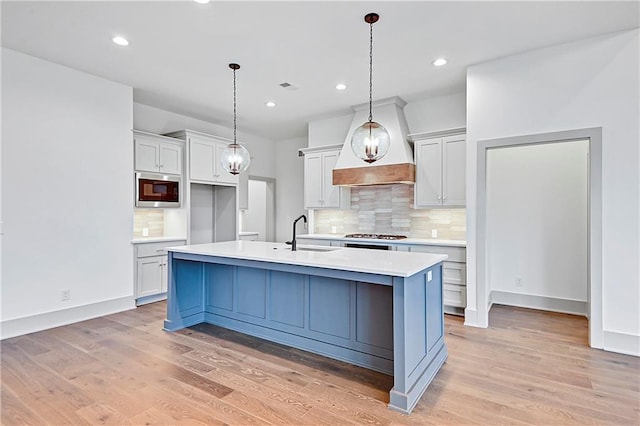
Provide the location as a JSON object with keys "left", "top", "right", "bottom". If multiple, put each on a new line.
{"left": 431, "top": 229, "right": 438, "bottom": 238}
{"left": 427, "top": 270, "right": 432, "bottom": 282}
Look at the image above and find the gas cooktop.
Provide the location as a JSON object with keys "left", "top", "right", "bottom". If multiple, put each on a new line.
{"left": 344, "top": 233, "right": 408, "bottom": 240}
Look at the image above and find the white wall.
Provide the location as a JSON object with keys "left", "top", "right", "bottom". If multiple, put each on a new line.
{"left": 275, "top": 137, "right": 307, "bottom": 242}
{"left": 404, "top": 92, "right": 466, "bottom": 134}
{"left": 466, "top": 29, "right": 639, "bottom": 355}
{"left": 307, "top": 92, "right": 466, "bottom": 147}
{"left": 1, "top": 48, "right": 135, "bottom": 338}
{"left": 133, "top": 102, "right": 277, "bottom": 180}
{"left": 308, "top": 114, "right": 353, "bottom": 148}
{"left": 486, "top": 141, "right": 588, "bottom": 304}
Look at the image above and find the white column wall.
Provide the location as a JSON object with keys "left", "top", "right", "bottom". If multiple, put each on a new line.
{"left": 466, "top": 30, "right": 639, "bottom": 354}
{"left": 275, "top": 137, "right": 306, "bottom": 243}
{"left": 1, "top": 48, "right": 135, "bottom": 337}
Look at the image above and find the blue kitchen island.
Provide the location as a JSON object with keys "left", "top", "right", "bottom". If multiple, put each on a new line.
{"left": 164, "top": 240, "right": 448, "bottom": 414}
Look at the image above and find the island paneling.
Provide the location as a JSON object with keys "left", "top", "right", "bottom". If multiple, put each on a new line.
{"left": 163, "top": 241, "right": 448, "bottom": 414}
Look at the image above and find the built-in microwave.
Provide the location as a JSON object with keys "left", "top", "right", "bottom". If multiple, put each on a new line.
{"left": 135, "top": 172, "right": 181, "bottom": 208}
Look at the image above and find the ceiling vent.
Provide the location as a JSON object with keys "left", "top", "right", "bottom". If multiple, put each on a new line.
{"left": 279, "top": 82, "right": 298, "bottom": 91}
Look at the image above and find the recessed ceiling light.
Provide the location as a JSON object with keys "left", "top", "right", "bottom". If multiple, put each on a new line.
{"left": 336, "top": 83, "right": 347, "bottom": 90}
{"left": 193, "top": 0, "right": 211, "bottom": 4}
{"left": 432, "top": 58, "right": 447, "bottom": 67}
{"left": 265, "top": 101, "right": 276, "bottom": 108}
{"left": 112, "top": 36, "right": 129, "bottom": 46}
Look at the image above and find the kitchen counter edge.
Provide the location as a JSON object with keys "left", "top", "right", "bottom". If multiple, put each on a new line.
{"left": 296, "top": 234, "right": 466, "bottom": 247}
{"left": 131, "top": 236, "right": 187, "bottom": 244}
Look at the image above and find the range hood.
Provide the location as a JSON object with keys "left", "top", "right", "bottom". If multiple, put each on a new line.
{"left": 333, "top": 97, "right": 414, "bottom": 186}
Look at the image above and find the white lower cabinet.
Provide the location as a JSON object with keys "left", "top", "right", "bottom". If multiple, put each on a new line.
{"left": 400, "top": 244, "right": 467, "bottom": 314}
{"left": 134, "top": 239, "right": 186, "bottom": 305}
{"left": 137, "top": 256, "right": 166, "bottom": 298}
{"left": 293, "top": 238, "right": 343, "bottom": 247}
{"left": 239, "top": 232, "right": 259, "bottom": 241}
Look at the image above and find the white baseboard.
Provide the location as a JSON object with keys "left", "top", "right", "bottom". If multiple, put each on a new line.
{"left": 489, "top": 290, "right": 588, "bottom": 316}
{"left": 1, "top": 296, "right": 136, "bottom": 340}
{"left": 603, "top": 330, "right": 640, "bottom": 357}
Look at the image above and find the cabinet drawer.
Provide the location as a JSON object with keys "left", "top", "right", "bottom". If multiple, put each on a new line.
{"left": 443, "top": 284, "right": 466, "bottom": 308}
{"left": 136, "top": 240, "right": 186, "bottom": 258}
{"left": 443, "top": 261, "right": 466, "bottom": 285}
{"left": 407, "top": 244, "right": 466, "bottom": 262}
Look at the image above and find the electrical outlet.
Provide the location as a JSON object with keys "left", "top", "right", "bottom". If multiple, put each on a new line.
{"left": 142, "top": 227, "right": 149, "bottom": 237}
{"left": 61, "top": 289, "right": 71, "bottom": 301}
{"left": 431, "top": 229, "right": 438, "bottom": 238}
{"left": 331, "top": 226, "right": 337, "bottom": 233}
{"left": 515, "top": 276, "right": 523, "bottom": 287}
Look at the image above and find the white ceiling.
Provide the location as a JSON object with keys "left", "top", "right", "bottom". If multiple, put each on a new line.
{"left": 2, "top": 1, "right": 638, "bottom": 140}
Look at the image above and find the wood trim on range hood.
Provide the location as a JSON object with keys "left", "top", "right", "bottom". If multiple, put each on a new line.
{"left": 333, "top": 163, "right": 415, "bottom": 186}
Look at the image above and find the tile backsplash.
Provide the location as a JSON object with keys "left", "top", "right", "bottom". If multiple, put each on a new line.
{"left": 133, "top": 209, "right": 164, "bottom": 238}
{"left": 314, "top": 184, "right": 466, "bottom": 240}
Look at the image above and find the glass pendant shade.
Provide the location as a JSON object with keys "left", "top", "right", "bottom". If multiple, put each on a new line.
{"left": 220, "top": 143, "right": 250, "bottom": 175}
{"left": 351, "top": 121, "right": 390, "bottom": 164}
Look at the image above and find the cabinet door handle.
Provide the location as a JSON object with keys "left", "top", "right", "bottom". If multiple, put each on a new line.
{"left": 159, "top": 164, "right": 164, "bottom": 168}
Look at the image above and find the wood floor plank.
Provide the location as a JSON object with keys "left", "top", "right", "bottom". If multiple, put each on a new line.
{"left": 0, "top": 383, "right": 48, "bottom": 425}
{"left": 69, "top": 372, "right": 151, "bottom": 419}
{"left": 128, "top": 407, "right": 183, "bottom": 425}
{"left": 75, "top": 402, "right": 132, "bottom": 425}
{"left": 1, "top": 342, "right": 95, "bottom": 424}
{"left": 2, "top": 302, "right": 638, "bottom": 425}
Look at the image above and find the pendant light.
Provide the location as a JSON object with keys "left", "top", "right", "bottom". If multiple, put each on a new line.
{"left": 351, "top": 13, "right": 390, "bottom": 164}
{"left": 220, "top": 63, "right": 250, "bottom": 175}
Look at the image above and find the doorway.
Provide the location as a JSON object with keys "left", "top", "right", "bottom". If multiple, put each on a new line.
{"left": 476, "top": 128, "right": 602, "bottom": 348}
{"left": 240, "top": 177, "right": 276, "bottom": 242}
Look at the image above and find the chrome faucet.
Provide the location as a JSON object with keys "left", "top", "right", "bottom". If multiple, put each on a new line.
{"left": 288, "top": 214, "right": 307, "bottom": 251}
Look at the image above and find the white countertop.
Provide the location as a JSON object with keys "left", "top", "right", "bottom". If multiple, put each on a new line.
{"left": 131, "top": 236, "right": 187, "bottom": 244}
{"left": 297, "top": 233, "right": 467, "bottom": 247}
{"left": 168, "top": 241, "right": 447, "bottom": 278}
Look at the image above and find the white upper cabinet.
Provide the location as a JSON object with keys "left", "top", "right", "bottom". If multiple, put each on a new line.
{"left": 413, "top": 131, "right": 466, "bottom": 208}
{"left": 302, "top": 146, "right": 350, "bottom": 209}
{"left": 167, "top": 130, "right": 239, "bottom": 186}
{"left": 442, "top": 135, "right": 466, "bottom": 206}
{"left": 134, "top": 131, "right": 183, "bottom": 175}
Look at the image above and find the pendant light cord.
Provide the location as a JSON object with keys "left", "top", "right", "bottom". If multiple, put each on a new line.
{"left": 368, "top": 20, "right": 373, "bottom": 123}
{"left": 233, "top": 67, "right": 237, "bottom": 145}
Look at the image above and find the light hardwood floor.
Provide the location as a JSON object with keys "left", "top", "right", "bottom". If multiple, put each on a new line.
{"left": 2, "top": 302, "right": 638, "bottom": 425}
